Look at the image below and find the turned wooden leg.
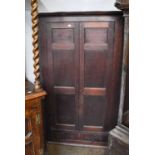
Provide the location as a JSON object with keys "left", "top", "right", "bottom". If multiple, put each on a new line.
{"left": 31, "top": 0, "right": 42, "bottom": 91}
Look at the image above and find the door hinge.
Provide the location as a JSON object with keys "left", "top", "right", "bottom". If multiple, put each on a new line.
{"left": 36, "top": 113, "right": 40, "bottom": 125}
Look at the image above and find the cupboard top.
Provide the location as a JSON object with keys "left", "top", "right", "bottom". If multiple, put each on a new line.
{"left": 39, "top": 11, "right": 123, "bottom": 17}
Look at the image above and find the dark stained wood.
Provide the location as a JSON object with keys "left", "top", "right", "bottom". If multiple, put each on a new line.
{"left": 49, "top": 130, "right": 109, "bottom": 146}
{"left": 116, "top": 3, "right": 129, "bottom": 127}
{"left": 107, "top": 1, "right": 129, "bottom": 154}
{"left": 39, "top": 11, "right": 123, "bottom": 17}
{"left": 83, "top": 88, "right": 106, "bottom": 96}
{"left": 115, "top": 0, "right": 129, "bottom": 11}
{"left": 122, "top": 52, "right": 129, "bottom": 127}
{"left": 25, "top": 80, "right": 46, "bottom": 155}
{"left": 39, "top": 12, "right": 123, "bottom": 145}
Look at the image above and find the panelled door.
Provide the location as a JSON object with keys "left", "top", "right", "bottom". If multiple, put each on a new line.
{"left": 46, "top": 22, "right": 79, "bottom": 132}
{"left": 39, "top": 14, "right": 123, "bottom": 145}
{"left": 79, "top": 22, "right": 115, "bottom": 133}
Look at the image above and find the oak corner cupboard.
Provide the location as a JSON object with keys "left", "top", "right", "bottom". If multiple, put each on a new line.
{"left": 39, "top": 11, "right": 124, "bottom": 145}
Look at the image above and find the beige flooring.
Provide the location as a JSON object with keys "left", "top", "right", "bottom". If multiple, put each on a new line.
{"left": 47, "top": 142, "right": 108, "bottom": 155}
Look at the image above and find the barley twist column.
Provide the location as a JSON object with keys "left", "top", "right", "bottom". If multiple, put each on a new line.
{"left": 31, "top": 0, "right": 42, "bottom": 91}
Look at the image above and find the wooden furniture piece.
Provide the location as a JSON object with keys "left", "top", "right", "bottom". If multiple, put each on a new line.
{"left": 108, "top": 0, "right": 129, "bottom": 154}
{"left": 31, "top": 0, "right": 42, "bottom": 91}
{"left": 39, "top": 11, "right": 124, "bottom": 145}
{"left": 25, "top": 80, "right": 46, "bottom": 155}
{"left": 25, "top": 0, "right": 46, "bottom": 154}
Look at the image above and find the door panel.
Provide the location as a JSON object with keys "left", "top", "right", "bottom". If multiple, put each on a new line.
{"left": 39, "top": 15, "right": 123, "bottom": 145}
{"left": 84, "top": 51, "right": 107, "bottom": 87}
{"left": 45, "top": 22, "right": 79, "bottom": 131}
{"left": 79, "top": 22, "right": 115, "bottom": 132}
{"left": 55, "top": 94, "right": 76, "bottom": 125}
{"left": 53, "top": 51, "right": 75, "bottom": 86}
{"left": 84, "top": 96, "right": 105, "bottom": 127}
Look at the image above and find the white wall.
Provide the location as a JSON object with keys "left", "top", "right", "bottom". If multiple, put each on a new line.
{"left": 38, "top": 0, "right": 118, "bottom": 12}
{"left": 26, "top": 0, "right": 34, "bottom": 83}
{"left": 25, "top": 0, "right": 119, "bottom": 83}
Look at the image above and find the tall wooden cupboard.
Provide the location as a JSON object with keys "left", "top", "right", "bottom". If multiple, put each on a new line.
{"left": 39, "top": 12, "right": 123, "bottom": 145}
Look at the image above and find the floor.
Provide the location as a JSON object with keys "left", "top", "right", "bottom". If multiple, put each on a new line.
{"left": 47, "top": 142, "right": 108, "bottom": 155}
